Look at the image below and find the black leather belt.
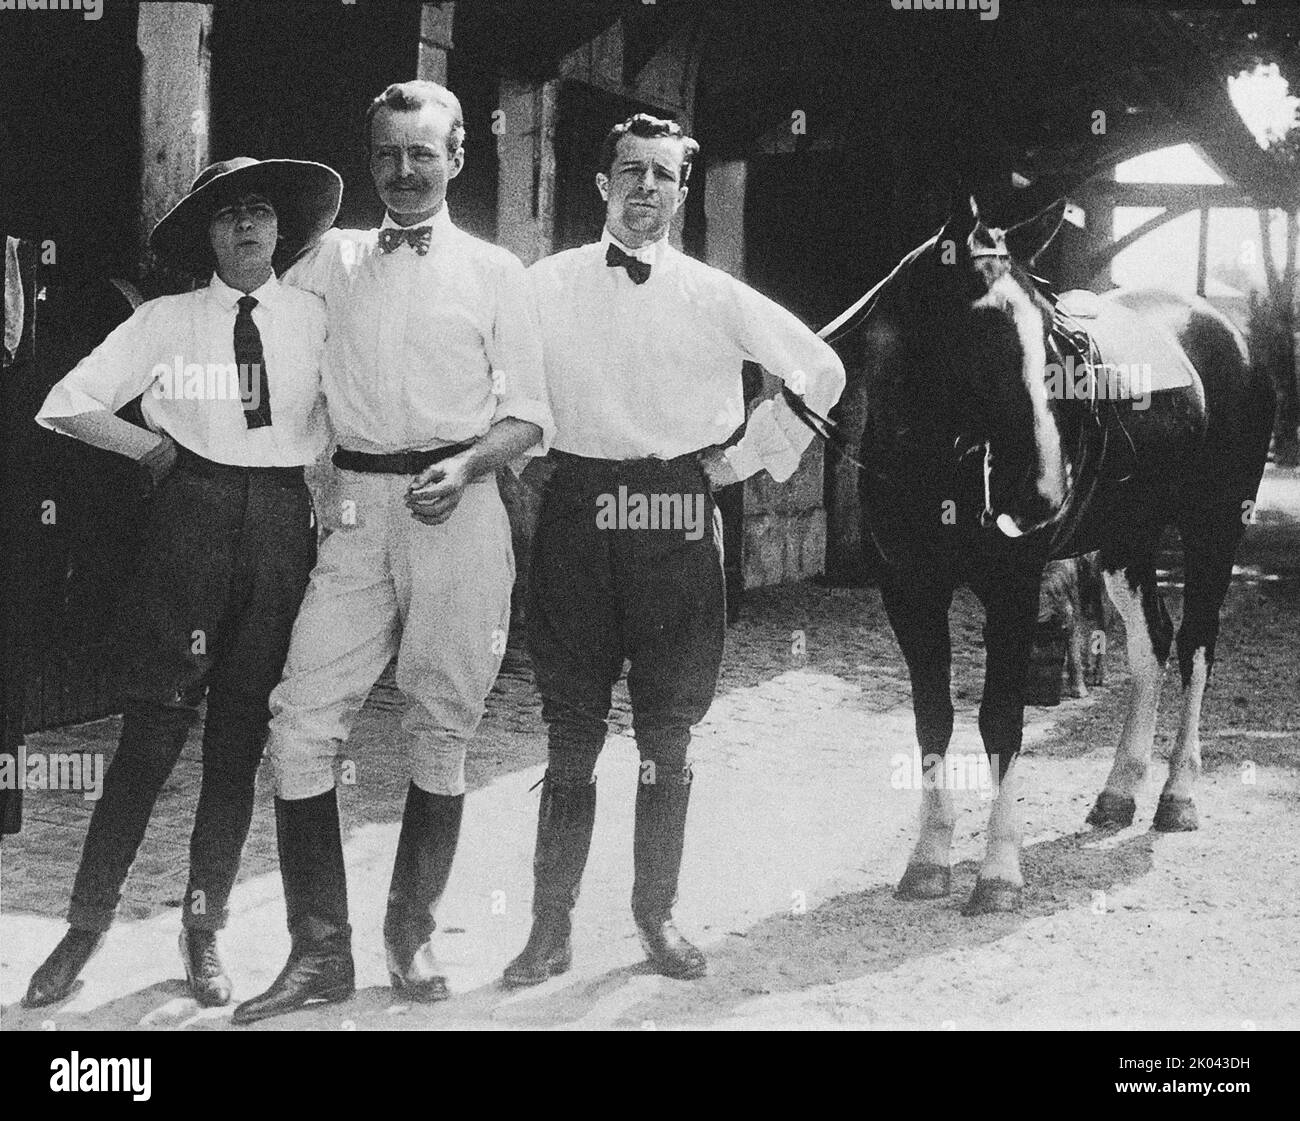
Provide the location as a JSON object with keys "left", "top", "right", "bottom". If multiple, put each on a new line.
{"left": 175, "top": 444, "right": 305, "bottom": 486}
{"left": 332, "top": 443, "right": 471, "bottom": 475}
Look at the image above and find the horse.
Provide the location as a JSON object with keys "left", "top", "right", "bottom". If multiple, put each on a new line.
{"left": 803, "top": 200, "right": 1274, "bottom": 914}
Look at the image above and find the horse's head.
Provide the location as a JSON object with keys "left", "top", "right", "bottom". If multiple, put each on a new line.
{"left": 892, "top": 198, "right": 1069, "bottom": 539}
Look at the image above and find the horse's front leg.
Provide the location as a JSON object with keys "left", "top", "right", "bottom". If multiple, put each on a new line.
{"left": 966, "top": 568, "right": 1042, "bottom": 914}
{"left": 881, "top": 568, "right": 956, "bottom": 899}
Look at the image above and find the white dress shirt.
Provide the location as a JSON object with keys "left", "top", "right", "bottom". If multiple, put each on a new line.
{"left": 528, "top": 229, "right": 846, "bottom": 481}
{"left": 36, "top": 273, "right": 329, "bottom": 467}
{"left": 282, "top": 204, "right": 553, "bottom": 456}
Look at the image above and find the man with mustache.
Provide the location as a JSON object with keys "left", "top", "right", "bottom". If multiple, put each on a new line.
{"left": 234, "top": 80, "right": 551, "bottom": 1024}
{"left": 24, "top": 157, "right": 340, "bottom": 1009}
{"left": 503, "top": 114, "right": 845, "bottom": 985}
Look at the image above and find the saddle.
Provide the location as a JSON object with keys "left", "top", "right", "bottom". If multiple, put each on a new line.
{"left": 1040, "top": 287, "right": 1200, "bottom": 556}
{"left": 1053, "top": 289, "right": 1197, "bottom": 398}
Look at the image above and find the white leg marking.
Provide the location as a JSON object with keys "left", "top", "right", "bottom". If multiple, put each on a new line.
{"left": 980, "top": 753, "right": 1023, "bottom": 886}
{"left": 911, "top": 783, "right": 955, "bottom": 866}
{"left": 1066, "top": 613, "right": 1089, "bottom": 698}
{"left": 1101, "top": 569, "right": 1165, "bottom": 800}
{"left": 1164, "top": 647, "right": 1207, "bottom": 802}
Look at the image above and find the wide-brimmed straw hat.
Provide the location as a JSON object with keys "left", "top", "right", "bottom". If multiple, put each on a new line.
{"left": 149, "top": 156, "right": 343, "bottom": 273}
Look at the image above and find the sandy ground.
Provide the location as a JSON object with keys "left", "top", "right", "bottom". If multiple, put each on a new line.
{"left": 2, "top": 467, "right": 1297, "bottom": 1031}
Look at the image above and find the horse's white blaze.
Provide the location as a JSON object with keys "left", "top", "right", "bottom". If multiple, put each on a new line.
{"left": 1166, "top": 647, "right": 1208, "bottom": 802}
{"left": 980, "top": 753, "right": 1023, "bottom": 886}
{"left": 912, "top": 783, "right": 955, "bottom": 866}
{"left": 1101, "top": 570, "right": 1165, "bottom": 800}
{"left": 983, "top": 442, "right": 994, "bottom": 518}
{"left": 975, "top": 274, "right": 1065, "bottom": 514}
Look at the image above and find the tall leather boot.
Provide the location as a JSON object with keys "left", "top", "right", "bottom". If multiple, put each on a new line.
{"left": 383, "top": 783, "right": 463, "bottom": 1002}
{"left": 632, "top": 764, "right": 706, "bottom": 979}
{"left": 501, "top": 773, "right": 596, "bottom": 987}
{"left": 232, "top": 789, "right": 354, "bottom": 1025}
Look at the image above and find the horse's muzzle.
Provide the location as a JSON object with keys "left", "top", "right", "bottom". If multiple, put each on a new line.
{"left": 981, "top": 506, "right": 1057, "bottom": 539}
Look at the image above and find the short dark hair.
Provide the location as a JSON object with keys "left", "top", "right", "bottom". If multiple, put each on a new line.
{"left": 598, "top": 114, "right": 699, "bottom": 183}
{"left": 366, "top": 80, "right": 465, "bottom": 157}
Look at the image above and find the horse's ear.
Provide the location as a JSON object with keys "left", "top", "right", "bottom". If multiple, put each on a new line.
{"left": 937, "top": 197, "right": 979, "bottom": 251}
{"left": 1005, "top": 199, "right": 1067, "bottom": 264}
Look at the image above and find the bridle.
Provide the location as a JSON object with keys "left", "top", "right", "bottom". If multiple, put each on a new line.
{"left": 788, "top": 238, "right": 1128, "bottom": 553}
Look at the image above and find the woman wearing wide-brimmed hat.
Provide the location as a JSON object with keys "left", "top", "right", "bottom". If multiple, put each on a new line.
{"left": 23, "top": 157, "right": 341, "bottom": 1010}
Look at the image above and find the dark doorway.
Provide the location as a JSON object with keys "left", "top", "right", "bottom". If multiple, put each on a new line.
{"left": 554, "top": 81, "right": 703, "bottom": 252}
{"left": 1, "top": 4, "right": 151, "bottom": 742}
{"left": 209, "top": 0, "right": 422, "bottom": 229}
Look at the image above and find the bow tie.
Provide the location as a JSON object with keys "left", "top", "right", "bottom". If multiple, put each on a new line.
{"left": 378, "top": 225, "right": 433, "bottom": 256}
{"left": 606, "top": 243, "right": 651, "bottom": 284}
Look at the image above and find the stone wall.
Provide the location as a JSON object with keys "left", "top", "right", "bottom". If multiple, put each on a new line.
{"left": 741, "top": 378, "right": 830, "bottom": 587}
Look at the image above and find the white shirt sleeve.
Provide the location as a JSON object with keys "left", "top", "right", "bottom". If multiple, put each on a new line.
{"left": 487, "top": 254, "right": 554, "bottom": 458}
{"left": 721, "top": 278, "right": 846, "bottom": 483}
{"left": 35, "top": 300, "right": 167, "bottom": 426}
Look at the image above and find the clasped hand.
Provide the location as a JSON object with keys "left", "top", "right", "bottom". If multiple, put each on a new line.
{"left": 404, "top": 452, "right": 474, "bottom": 525}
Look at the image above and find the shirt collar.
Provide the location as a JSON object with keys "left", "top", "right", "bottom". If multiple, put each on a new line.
{"left": 601, "top": 227, "right": 668, "bottom": 267}
{"left": 380, "top": 203, "right": 454, "bottom": 247}
{"left": 207, "top": 271, "right": 282, "bottom": 311}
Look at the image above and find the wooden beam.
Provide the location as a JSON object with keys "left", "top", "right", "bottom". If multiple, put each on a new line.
{"left": 1090, "top": 182, "right": 1254, "bottom": 208}
{"left": 1085, "top": 204, "right": 1197, "bottom": 282}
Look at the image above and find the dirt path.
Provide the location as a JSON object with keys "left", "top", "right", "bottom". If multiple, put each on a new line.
{"left": 3, "top": 468, "right": 1297, "bottom": 1031}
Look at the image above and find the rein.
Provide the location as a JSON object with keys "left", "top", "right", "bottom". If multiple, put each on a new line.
{"left": 786, "top": 255, "right": 1126, "bottom": 552}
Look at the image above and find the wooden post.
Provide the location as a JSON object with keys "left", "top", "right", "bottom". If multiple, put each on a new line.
{"left": 496, "top": 79, "right": 559, "bottom": 267}
{"left": 1196, "top": 207, "right": 1209, "bottom": 297}
{"left": 137, "top": 3, "right": 212, "bottom": 287}
{"left": 419, "top": 2, "right": 455, "bottom": 85}
{"left": 704, "top": 159, "right": 748, "bottom": 608}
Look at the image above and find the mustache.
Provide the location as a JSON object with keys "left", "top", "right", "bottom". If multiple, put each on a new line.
{"left": 385, "top": 178, "right": 430, "bottom": 190}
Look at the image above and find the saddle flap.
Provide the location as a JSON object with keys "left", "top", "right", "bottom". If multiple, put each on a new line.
{"left": 1056, "top": 290, "right": 1197, "bottom": 396}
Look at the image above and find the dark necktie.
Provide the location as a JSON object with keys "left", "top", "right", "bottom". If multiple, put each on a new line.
{"left": 235, "top": 295, "right": 272, "bottom": 429}
{"left": 606, "top": 243, "right": 651, "bottom": 285}
{"left": 378, "top": 226, "right": 433, "bottom": 256}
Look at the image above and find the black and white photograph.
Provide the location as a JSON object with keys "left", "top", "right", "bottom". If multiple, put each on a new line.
{"left": 0, "top": 0, "right": 1296, "bottom": 1065}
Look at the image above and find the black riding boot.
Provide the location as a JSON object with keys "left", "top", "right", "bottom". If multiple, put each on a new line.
{"left": 22, "top": 928, "right": 105, "bottom": 1009}
{"left": 232, "top": 789, "right": 354, "bottom": 1025}
{"left": 501, "top": 774, "right": 596, "bottom": 987}
{"left": 632, "top": 765, "right": 706, "bottom": 979}
{"left": 383, "top": 783, "right": 463, "bottom": 1002}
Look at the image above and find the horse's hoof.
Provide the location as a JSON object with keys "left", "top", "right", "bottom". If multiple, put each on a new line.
{"left": 962, "top": 878, "right": 1023, "bottom": 916}
{"left": 895, "top": 862, "right": 951, "bottom": 900}
{"left": 1153, "top": 795, "right": 1199, "bottom": 832}
{"left": 1086, "top": 791, "right": 1136, "bottom": 828}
